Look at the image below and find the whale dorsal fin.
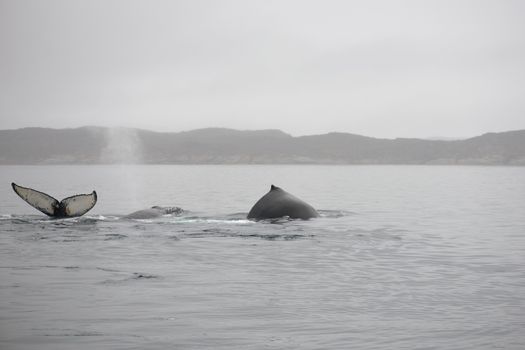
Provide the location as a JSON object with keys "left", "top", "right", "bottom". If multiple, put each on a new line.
{"left": 270, "top": 184, "right": 282, "bottom": 191}
{"left": 60, "top": 191, "right": 97, "bottom": 217}
{"left": 11, "top": 183, "right": 59, "bottom": 217}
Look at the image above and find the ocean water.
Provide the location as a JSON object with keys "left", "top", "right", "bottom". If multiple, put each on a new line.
{"left": 0, "top": 165, "right": 524, "bottom": 349}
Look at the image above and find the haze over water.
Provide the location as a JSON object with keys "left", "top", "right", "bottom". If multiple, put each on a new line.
{"left": 1, "top": 165, "right": 524, "bottom": 349}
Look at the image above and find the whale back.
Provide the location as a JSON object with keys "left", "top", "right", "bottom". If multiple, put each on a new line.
{"left": 125, "top": 206, "right": 183, "bottom": 219}
{"left": 247, "top": 185, "right": 319, "bottom": 220}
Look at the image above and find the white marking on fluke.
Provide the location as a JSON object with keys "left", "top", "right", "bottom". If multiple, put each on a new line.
{"left": 11, "top": 183, "right": 97, "bottom": 218}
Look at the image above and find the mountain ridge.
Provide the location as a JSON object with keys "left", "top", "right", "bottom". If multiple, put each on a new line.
{"left": 0, "top": 127, "right": 524, "bottom": 165}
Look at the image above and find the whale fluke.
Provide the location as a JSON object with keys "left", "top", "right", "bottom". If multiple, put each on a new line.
{"left": 11, "top": 183, "right": 97, "bottom": 218}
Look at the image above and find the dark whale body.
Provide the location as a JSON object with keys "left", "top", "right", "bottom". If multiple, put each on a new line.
{"left": 124, "top": 206, "right": 183, "bottom": 219}
{"left": 247, "top": 185, "right": 319, "bottom": 220}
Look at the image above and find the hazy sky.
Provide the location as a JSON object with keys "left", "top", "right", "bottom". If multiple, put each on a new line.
{"left": 1, "top": 0, "right": 524, "bottom": 138}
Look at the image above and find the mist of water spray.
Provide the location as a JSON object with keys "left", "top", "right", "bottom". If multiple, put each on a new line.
{"left": 101, "top": 127, "right": 143, "bottom": 164}
{"left": 101, "top": 128, "right": 144, "bottom": 211}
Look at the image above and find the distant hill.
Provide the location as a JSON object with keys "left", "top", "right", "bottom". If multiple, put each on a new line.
{"left": 0, "top": 126, "right": 524, "bottom": 165}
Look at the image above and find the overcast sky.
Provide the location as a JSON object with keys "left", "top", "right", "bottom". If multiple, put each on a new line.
{"left": 1, "top": 0, "right": 524, "bottom": 138}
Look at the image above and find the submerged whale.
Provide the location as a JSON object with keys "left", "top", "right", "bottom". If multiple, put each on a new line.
{"left": 11, "top": 182, "right": 97, "bottom": 218}
{"left": 247, "top": 185, "right": 319, "bottom": 220}
{"left": 124, "top": 206, "right": 183, "bottom": 220}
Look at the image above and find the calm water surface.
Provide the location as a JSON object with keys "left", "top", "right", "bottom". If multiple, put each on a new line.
{"left": 1, "top": 165, "right": 524, "bottom": 349}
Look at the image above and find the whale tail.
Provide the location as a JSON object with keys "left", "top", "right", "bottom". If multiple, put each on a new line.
{"left": 11, "top": 183, "right": 97, "bottom": 218}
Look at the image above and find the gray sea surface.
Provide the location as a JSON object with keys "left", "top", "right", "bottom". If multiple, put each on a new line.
{"left": 1, "top": 165, "right": 524, "bottom": 349}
